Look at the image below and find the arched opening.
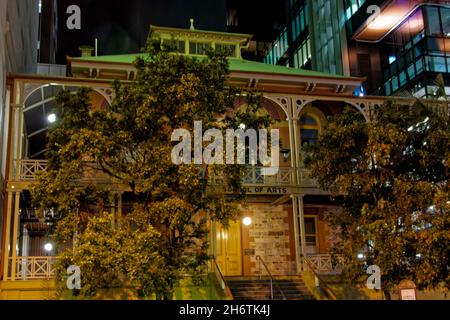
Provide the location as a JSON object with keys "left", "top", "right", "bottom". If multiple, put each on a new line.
{"left": 22, "top": 85, "right": 110, "bottom": 159}
{"left": 297, "top": 105, "right": 327, "bottom": 166}
{"left": 232, "top": 97, "right": 290, "bottom": 185}
{"left": 299, "top": 114, "right": 320, "bottom": 148}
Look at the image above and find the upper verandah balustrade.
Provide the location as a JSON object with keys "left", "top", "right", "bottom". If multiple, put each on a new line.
{"left": 11, "top": 159, "right": 318, "bottom": 189}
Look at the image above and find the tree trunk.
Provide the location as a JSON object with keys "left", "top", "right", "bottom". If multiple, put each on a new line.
{"left": 384, "top": 289, "right": 391, "bottom": 300}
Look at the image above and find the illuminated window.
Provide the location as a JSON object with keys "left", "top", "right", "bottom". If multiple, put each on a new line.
{"left": 162, "top": 40, "right": 185, "bottom": 54}
{"left": 442, "top": 8, "right": 450, "bottom": 35}
{"left": 189, "top": 42, "right": 211, "bottom": 55}
{"left": 425, "top": 6, "right": 441, "bottom": 36}
{"left": 263, "top": 28, "right": 289, "bottom": 65}
{"left": 215, "top": 44, "right": 237, "bottom": 57}
{"left": 344, "top": 0, "right": 367, "bottom": 21}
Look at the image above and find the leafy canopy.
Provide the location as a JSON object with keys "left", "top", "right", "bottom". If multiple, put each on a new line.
{"left": 306, "top": 100, "right": 449, "bottom": 295}
{"left": 32, "top": 37, "right": 271, "bottom": 299}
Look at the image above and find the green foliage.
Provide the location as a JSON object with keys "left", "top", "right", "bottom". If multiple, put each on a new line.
{"left": 32, "top": 36, "right": 271, "bottom": 299}
{"left": 306, "top": 100, "right": 449, "bottom": 295}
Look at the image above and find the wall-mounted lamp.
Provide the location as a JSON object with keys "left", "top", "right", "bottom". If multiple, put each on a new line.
{"left": 243, "top": 217, "right": 252, "bottom": 226}
{"left": 44, "top": 243, "right": 53, "bottom": 252}
{"left": 281, "top": 148, "right": 291, "bottom": 162}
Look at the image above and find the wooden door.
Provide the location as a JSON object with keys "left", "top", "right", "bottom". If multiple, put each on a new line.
{"left": 216, "top": 221, "right": 242, "bottom": 276}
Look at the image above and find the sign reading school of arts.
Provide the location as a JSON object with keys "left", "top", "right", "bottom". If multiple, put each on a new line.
{"left": 241, "top": 186, "right": 289, "bottom": 195}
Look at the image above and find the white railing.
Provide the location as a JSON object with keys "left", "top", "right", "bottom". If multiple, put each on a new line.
{"left": 243, "top": 166, "right": 317, "bottom": 187}
{"left": 14, "top": 160, "right": 111, "bottom": 183}
{"left": 306, "top": 254, "right": 344, "bottom": 274}
{"left": 243, "top": 166, "right": 294, "bottom": 185}
{"left": 298, "top": 168, "right": 318, "bottom": 188}
{"left": 8, "top": 256, "right": 57, "bottom": 280}
{"left": 15, "top": 160, "right": 49, "bottom": 181}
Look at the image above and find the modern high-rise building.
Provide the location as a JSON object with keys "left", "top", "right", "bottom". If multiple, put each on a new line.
{"left": 265, "top": 0, "right": 450, "bottom": 98}
{"left": 38, "top": 0, "right": 58, "bottom": 65}
{"left": 0, "top": 0, "right": 40, "bottom": 278}
{"left": 226, "top": 0, "right": 286, "bottom": 61}
{"left": 348, "top": 0, "right": 450, "bottom": 97}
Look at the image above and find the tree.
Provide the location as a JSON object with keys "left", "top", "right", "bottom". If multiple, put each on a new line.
{"left": 305, "top": 99, "right": 449, "bottom": 299}
{"left": 31, "top": 37, "right": 271, "bottom": 299}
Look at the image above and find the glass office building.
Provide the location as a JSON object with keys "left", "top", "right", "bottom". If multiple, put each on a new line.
{"left": 265, "top": 0, "right": 450, "bottom": 98}
{"left": 264, "top": 0, "right": 347, "bottom": 75}
{"left": 379, "top": 5, "right": 450, "bottom": 97}
{"left": 264, "top": 0, "right": 312, "bottom": 69}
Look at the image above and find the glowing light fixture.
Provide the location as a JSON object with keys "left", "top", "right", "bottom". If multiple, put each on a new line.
{"left": 47, "top": 113, "right": 57, "bottom": 123}
{"left": 44, "top": 243, "right": 53, "bottom": 252}
{"left": 367, "top": 13, "right": 400, "bottom": 31}
{"left": 389, "top": 56, "right": 397, "bottom": 64}
{"left": 243, "top": 217, "right": 252, "bottom": 226}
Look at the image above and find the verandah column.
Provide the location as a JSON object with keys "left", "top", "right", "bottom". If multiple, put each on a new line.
{"left": 287, "top": 109, "right": 302, "bottom": 274}
{"left": 10, "top": 192, "right": 21, "bottom": 281}
{"left": 291, "top": 195, "right": 301, "bottom": 273}
{"left": 1, "top": 191, "right": 13, "bottom": 280}
{"left": 291, "top": 98, "right": 308, "bottom": 271}
{"left": 297, "top": 195, "right": 307, "bottom": 270}
{"left": 286, "top": 97, "right": 307, "bottom": 274}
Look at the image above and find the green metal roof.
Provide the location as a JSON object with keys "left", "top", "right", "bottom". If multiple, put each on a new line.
{"left": 71, "top": 54, "right": 355, "bottom": 79}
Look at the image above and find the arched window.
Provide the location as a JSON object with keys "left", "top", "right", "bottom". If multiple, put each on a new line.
{"left": 23, "top": 84, "right": 110, "bottom": 159}
{"left": 299, "top": 114, "right": 320, "bottom": 147}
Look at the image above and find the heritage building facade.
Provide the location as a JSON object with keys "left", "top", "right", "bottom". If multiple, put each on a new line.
{"left": 0, "top": 25, "right": 391, "bottom": 299}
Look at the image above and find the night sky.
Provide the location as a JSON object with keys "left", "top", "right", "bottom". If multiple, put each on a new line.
{"left": 50, "top": 0, "right": 286, "bottom": 64}
{"left": 54, "top": 0, "right": 228, "bottom": 62}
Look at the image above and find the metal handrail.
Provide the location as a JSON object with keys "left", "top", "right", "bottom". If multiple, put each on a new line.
{"left": 300, "top": 254, "right": 337, "bottom": 300}
{"left": 211, "top": 257, "right": 233, "bottom": 299}
{"left": 256, "top": 256, "right": 287, "bottom": 300}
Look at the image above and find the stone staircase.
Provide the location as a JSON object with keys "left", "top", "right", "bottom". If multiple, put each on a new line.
{"left": 226, "top": 277, "right": 315, "bottom": 300}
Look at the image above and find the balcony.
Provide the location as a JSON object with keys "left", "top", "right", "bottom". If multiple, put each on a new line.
{"left": 243, "top": 166, "right": 316, "bottom": 187}
{"left": 7, "top": 257, "right": 57, "bottom": 281}
{"left": 12, "top": 160, "right": 318, "bottom": 189}
{"left": 14, "top": 160, "right": 49, "bottom": 181}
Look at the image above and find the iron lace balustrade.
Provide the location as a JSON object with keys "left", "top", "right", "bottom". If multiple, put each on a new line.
{"left": 13, "top": 160, "right": 318, "bottom": 188}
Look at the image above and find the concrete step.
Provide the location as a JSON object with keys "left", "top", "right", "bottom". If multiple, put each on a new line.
{"left": 227, "top": 276, "right": 315, "bottom": 301}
